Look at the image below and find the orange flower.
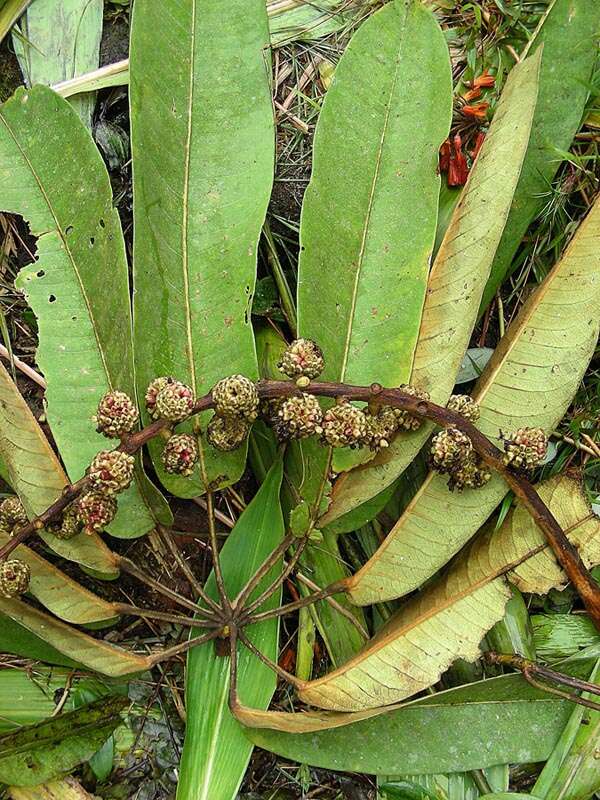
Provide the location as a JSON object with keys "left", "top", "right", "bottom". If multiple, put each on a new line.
{"left": 463, "top": 86, "right": 482, "bottom": 102}
{"left": 470, "top": 131, "right": 486, "bottom": 161}
{"left": 461, "top": 102, "right": 489, "bottom": 121}
{"left": 474, "top": 69, "right": 495, "bottom": 88}
{"left": 448, "top": 134, "right": 469, "bottom": 187}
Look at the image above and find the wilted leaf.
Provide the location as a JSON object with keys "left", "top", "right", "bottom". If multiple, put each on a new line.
{"left": 321, "top": 48, "right": 541, "bottom": 525}
{"left": 0, "top": 360, "right": 118, "bottom": 576}
{"left": 349, "top": 190, "right": 600, "bottom": 604}
{"left": 0, "top": 85, "right": 168, "bottom": 541}
{"left": 130, "top": 0, "right": 274, "bottom": 497}
{"left": 480, "top": 0, "right": 600, "bottom": 312}
{"left": 296, "top": 476, "right": 600, "bottom": 711}
{"left": 0, "top": 695, "right": 126, "bottom": 787}
{"left": 0, "top": 0, "right": 31, "bottom": 46}
{"left": 177, "top": 461, "right": 284, "bottom": 800}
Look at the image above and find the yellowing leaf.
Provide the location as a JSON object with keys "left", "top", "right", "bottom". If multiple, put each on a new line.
{"left": 0, "top": 597, "right": 147, "bottom": 677}
{"left": 0, "top": 533, "right": 118, "bottom": 625}
{"left": 348, "top": 191, "right": 600, "bottom": 605}
{"left": 296, "top": 476, "right": 600, "bottom": 711}
{"left": 321, "top": 48, "right": 542, "bottom": 525}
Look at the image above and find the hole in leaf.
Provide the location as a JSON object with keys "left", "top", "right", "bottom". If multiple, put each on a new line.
{"left": 99, "top": 219, "right": 105, "bottom": 228}
{"left": 89, "top": 237, "right": 95, "bottom": 246}
{"left": 48, "top": 295, "right": 56, "bottom": 303}
{"left": 65, "top": 226, "right": 73, "bottom": 235}
{"left": 36, "top": 270, "right": 45, "bottom": 277}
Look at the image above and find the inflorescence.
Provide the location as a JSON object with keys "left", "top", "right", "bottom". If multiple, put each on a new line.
{"left": 0, "top": 340, "right": 551, "bottom": 598}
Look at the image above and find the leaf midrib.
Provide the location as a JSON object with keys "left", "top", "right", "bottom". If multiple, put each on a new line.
{"left": 304, "top": 512, "right": 594, "bottom": 691}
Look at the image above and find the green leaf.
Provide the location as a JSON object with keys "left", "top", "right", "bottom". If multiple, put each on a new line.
{"left": 299, "top": 532, "right": 367, "bottom": 668}
{"left": 0, "top": 0, "right": 31, "bottom": 45}
{"left": 296, "top": 0, "right": 451, "bottom": 484}
{"left": 0, "top": 695, "right": 126, "bottom": 787}
{"left": 0, "top": 360, "right": 118, "bottom": 575}
{"left": 247, "top": 668, "right": 592, "bottom": 775}
{"left": 0, "top": 614, "right": 80, "bottom": 667}
{"left": 13, "top": 0, "right": 103, "bottom": 127}
{"left": 479, "top": 0, "right": 600, "bottom": 313}
{"left": 296, "top": 476, "right": 600, "bottom": 711}
{"left": 533, "top": 658, "right": 600, "bottom": 800}
{"left": 0, "top": 665, "right": 122, "bottom": 733}
{"left": 0, "top": 84, "right": 169, "bottom": 541}
{"left": 486, "top": 586, "right": 536, "bottom": 660}
{"left": 349, "top": 189, "right": 600, "bottom": 605}
{"left": 0, "top": 597, "right": 148, "bottom": 676}
{"left": 532, "top": 614, "right": 600, "bottom": 661}
{"left": 177, "top": 460, "right": 284, "bottom": 800}
{"left": 320, "top": 46, "right": 541, "bottom": 526}
{"left": 130, "top": 0, "right": 274, "bottom": 498}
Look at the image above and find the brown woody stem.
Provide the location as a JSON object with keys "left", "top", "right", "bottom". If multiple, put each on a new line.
{"left": 245, "top": 578, "right": 348, "bottom": 626}
{"left": 2, "top": 379, "right": 599, "bottom": 632}
{"left": 484, "top": 651, "right": 600, "bottom": 712}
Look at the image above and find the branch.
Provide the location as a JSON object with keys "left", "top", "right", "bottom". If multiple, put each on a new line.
{"left": 2, "top": 378, "right": 599, "bottom": 631}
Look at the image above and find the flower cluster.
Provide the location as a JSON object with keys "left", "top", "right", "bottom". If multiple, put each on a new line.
{"left": 430, "top": 427, "right": 490, "bottom": 492}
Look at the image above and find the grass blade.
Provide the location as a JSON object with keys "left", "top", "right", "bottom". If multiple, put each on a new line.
{"left": 177, "top": 461, "right": 284, "bottom": 800}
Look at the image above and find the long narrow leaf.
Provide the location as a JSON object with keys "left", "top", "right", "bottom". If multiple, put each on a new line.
{"left": 293, "top": 0, "right": 451, "bottom": 499}
{"left": 12, "top": 0, "right": 103, "bottom": 127}
{"left": 130, "top": 0, "right": 274, "bottom": 498}
{"left": 480, "top": 0, "right": 600, "bottom": 312}
{"left": 349, "top": 191, "right": 600, "bottom": 604}
{"left": 177, "top": 461, "right": 284, "bottom": 800}
{"left": 321, "top": 47, "right": 541, "bottom": 525}
{"left": 0, "top": 85, "right": 169, "bottom": 540}
{"left": 247, "top": 667, "right": 594, "bottom": 773}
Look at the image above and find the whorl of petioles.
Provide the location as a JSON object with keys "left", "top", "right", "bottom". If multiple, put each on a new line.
{"left": 0, "top": 496, "right": 28, "bottom": 533}
{"left": 206, "top": 414, "right": 250, "bottom": 452}
{"left": 278, "top": 338, "right": 324, "bottom": 382}
{"left": 94, "top": 390, "right": 139, "bottom": 438}
{"left": 212, "top": 375, "right": 259, "bottom": 422}
{"left": 321, "top": 401, "right": 367, "bottom": 449}
{"left": 446, "top": 394, "right": 480, "bottom": 422}
{"left": 0, "top": 559, "right": 30, "bottom": 597}
{"left": 77, "top": 491, "right": 118, "bottom": 534}
{"left": 162, "top": 433, "right": 199, "bottom": 476}
{"left": 503, "top": 427, "right": 548, "bottom": 471}
{"left": 88, "top": 450, "right": 135, "bottom": 495}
